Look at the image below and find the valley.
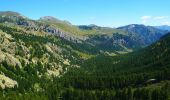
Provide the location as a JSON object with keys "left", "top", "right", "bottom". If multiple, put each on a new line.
{"left": 0, "top": 11, "right": 170, "bottom": 100}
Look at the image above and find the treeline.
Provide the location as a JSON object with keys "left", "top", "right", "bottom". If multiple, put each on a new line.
{"left": 61, "top": 83, "right": 170, "bottom": 100}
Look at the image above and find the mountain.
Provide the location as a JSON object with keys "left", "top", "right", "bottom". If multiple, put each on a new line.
{"left": 118, "top": 24, "right": 168, "bottom": 46}
{"left": 78, "top": 24, "right": 102, "bottom": 30}
{"left": 0, "top": 14, "right": 100, "bottom": 92}
{"left": 0, "top": 11, "right": 147, "bottom": 53}
{"left": 86, "top": 33, "right": 142, "bottom": 53}
{"left": 0, "top": 11, "right": 170, "bottom": 99}
{"left": 84, "top": 32, "right": 170, "bottom": 73}
{"left": 155, "top": 25, "right": 170, "bottom": 31}
{"left": 0, "top": 11, "right": 26, "bottom": 18}
{"left": 39, "top": 16, "right": 71, "bottom": 25}
{"left": 0, "top": 11, "right": 87, "bottom": 43}
{"left": 79, "top": 24, "right": 169, "bottom": 53}
{"left": 61, "top": 32, "right": 170, "bottom": 99}
{"left": 0, "top": 23, "right": 87, "bottom": 78}
{"left": 79, "top": 25, "right": 145, "bottom": 53}
{"left": 2, "top": 11, "right": 167, "bottom": 54}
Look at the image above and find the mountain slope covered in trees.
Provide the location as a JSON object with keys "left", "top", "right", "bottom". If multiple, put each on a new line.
{"left": 59, "top": 32, "right": 170, "bottom": 100}
{"left": 0, "top": 11, "right": 170, "bottom": 100}
{"left": 118, "top": 24, "right": 168, "bottom": 46}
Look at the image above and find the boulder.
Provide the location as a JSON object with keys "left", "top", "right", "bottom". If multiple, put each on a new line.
{"left": 0, "top": 74, "right": 18, "bottom": 89}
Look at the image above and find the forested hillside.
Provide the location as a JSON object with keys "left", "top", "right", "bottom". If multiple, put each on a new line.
{"left": 0, "top": 11, "right": 170, "bottom": 100}
{"left": 58, "top": 33, "right": 170, "bottom": 100}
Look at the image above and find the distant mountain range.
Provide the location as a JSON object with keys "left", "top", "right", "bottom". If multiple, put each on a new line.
{"left": 155, "top": 25, "right": 170, "bottom": 31}
{"left": 117, "top": 24, "right": 169, "bottom": 46}
{"left": 0, "top": 11, "right": 169, "bottom": 54}
{"left": 78, "top": 24, "right": 168, "bottom": 53}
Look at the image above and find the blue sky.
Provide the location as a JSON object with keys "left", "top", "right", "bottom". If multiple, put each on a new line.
{"left": 1, "top": 0, "right": 170, "bottom": 27}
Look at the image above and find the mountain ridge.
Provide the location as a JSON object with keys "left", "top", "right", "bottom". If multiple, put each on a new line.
{"left": 155, "top": 25, "right": 170, "bottom": 31}
{"left": 0, "top": 11, "right": 168, "bottom": 54}
{"left": 117, "top": 24, "right": 168, "bottom": 46}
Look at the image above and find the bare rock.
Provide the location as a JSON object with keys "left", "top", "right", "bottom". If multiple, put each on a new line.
{"left": 0, "top": 74, "right": 18, "bottom": 89}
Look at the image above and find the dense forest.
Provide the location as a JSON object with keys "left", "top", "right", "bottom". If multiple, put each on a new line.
{"left": 57, "top": 34, "right": 170, "bottom": 100}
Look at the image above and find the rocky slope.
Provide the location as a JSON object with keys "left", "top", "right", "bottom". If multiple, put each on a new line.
{"left": 0, "top": 11, "right": 83, "bottom": 43}
{"left": 0, "top": 23, "right": 88, "bottom": 89}
{"left": 2, "top": 11, "right": 167, "bottom": 55}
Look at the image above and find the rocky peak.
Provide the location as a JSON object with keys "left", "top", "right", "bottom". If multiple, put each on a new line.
{"left": 39, "top": 16, "right": 71, "bottom": 25}
{"left": 40, "top": 16, "right": 59, "bottom": 21}
{"left": 0, "top": 11, "right": 26, "bottom": 18}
